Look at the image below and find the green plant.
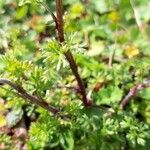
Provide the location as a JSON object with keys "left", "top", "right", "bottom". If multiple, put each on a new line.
{"left": 0, "top": 0, "right": 150, "bottom": 149}
{"left": 0, "top": 134, "right": 14, "bottom": 150}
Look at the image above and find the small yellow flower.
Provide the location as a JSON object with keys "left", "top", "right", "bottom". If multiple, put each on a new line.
{"left": 70, "top": 3, "right": 85, "bottom": 19}
{"left": 124, "top": 45, "right": 140, "bottom": 58}
{"left": 108, "top": 11, "right": 119, "bottom": 22}
{"left": 71, "top": 3, "right": 84, "bottom": 14}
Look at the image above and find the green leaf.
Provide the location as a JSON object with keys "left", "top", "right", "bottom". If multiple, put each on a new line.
{"left": 137, "top": 138, "right": 146, "bottom": 146}
{"left": 96, "top": 86, "right": 123, "bottom": 105}
{"left": 18, "top": 0, "right": 43, "bottom": 6}
{"left": 16, "top": 5, "right": 28, "bottom": 20}
{"left": 18, "top": 0, "right": 32, "bottom": 6}
{"left": 87, "top": 40, "right": 104, "bottom": 56}
{"left": 139, "top": 88, "right": 150, "bottom": 100}
{"left": 61, "top": 131, "right": 74, "bottom": 150}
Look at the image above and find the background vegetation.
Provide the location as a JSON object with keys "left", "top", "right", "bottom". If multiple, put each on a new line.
{"left": 0, "top": 0, "right": 150, "bottom": 149}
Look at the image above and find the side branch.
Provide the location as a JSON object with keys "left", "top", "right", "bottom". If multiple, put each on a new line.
{"left": 120, "top": 79, "right": 150, "bottom": 110}
{"left": 0, "top": 78, "right": 60, "bottom": 115}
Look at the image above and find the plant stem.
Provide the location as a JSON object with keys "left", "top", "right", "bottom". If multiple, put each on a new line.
{"left": 56, "top": 0, "right": 64, "bottom": 42}
{"left": 55, "top": 0, "right": 91, "bottom": 106}
{"left": 0, "top": 78, "right": 60, "bottom": 115}
{"left": 120, "top": 79, "right": 150, "bottom": 110}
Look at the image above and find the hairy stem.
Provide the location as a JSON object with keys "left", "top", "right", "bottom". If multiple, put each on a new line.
{"left": 55, "top": 0, "right": 91, "bottom": 106}
{"left": 120, "top": 79, "right": 150, "bottom": 110}
{"left": 56, "top": 0, "right": 64, "bottom": 42}
{"left": 0, "top": 78, "right": 61, "bottom": 115}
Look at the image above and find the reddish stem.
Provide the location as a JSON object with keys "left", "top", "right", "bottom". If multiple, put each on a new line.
{"left": 120, "top": 79, "right": 150, "bottom": 110}
{"left": 55, "top": 0, "right": 91, "bottom": 106}
{"left": 0, "top": 78, "right": 60, "bottom": 115}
